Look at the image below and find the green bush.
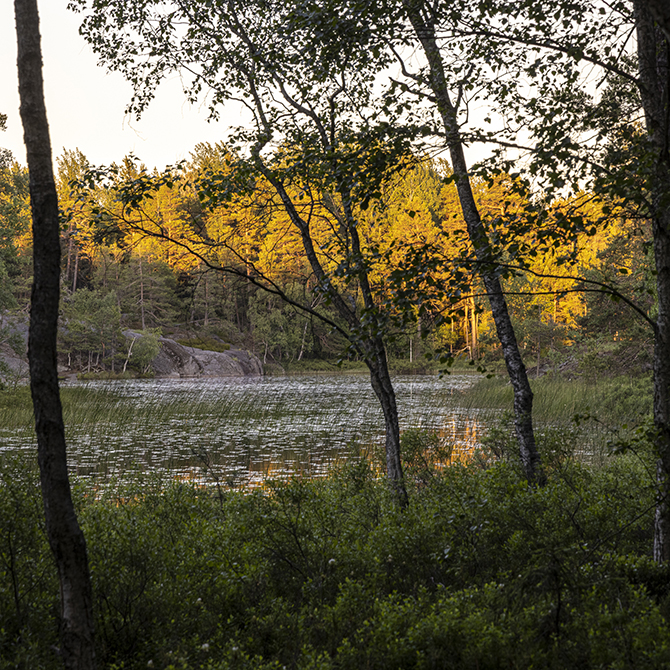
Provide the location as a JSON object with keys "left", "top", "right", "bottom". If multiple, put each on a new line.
{"left": 0, "top": 455, "right": 59, "bottom": 670}
{"left": 0, "top": 442, "right": 666, "bottom": 669}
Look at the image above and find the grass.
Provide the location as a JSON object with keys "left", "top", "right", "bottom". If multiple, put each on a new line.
{"left": 459, "top": 373, "right": 652, "bottom": 425}
{"left": 282, "top": 358, "right": 369, "bottom": 374}
{"left": 0, "top": 372, "right": 652, "bottom": 483}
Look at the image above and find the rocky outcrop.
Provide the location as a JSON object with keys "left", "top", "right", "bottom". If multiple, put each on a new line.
{"left": 0, "top": 320, "right": 264, "bottom": 380}
{"left": 0, "top": 315, "right": 29, "bottom": 384}
{"left": 0, "top": 342, "right": 29, "bottom": 379}
{"left": 127, "top": 332, "right": 263, "bottom": 378}
{"left": 181, "top": 344, "right": 263, "bottom": 377}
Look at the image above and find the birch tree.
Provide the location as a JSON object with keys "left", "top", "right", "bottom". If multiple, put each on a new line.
{"left": 70, "top": 0, "right": 413, "bottom": 505}
{"left": 392, "top": 0, "right": 670, "bottom": 560}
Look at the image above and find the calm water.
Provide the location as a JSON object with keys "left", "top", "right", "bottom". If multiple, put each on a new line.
{"left": 7, "top": 373, "right": 488, "bottom": 486}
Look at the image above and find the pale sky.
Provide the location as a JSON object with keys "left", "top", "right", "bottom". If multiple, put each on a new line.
{"left": 1, "top": 1, "right": 245, "bottom": 171}
{"left": 1, "top": 2, "right": 493, "bottom": 174}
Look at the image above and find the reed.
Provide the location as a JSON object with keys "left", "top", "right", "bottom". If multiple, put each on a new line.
{"left": 459, "top": 374, "right": 652, "bottom": 426}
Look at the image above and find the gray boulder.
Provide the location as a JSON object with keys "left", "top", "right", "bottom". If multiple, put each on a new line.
{"left": 125, "top": 331, "right": 263, "bottom": 378}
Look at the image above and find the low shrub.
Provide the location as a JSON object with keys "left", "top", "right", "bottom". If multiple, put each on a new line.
{"left": 0, "top": 437, "right": 665, "bottom": 669}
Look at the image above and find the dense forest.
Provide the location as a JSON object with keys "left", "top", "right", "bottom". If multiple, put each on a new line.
{"left": 0, "top": 144, "right": 653, "bottom": 375}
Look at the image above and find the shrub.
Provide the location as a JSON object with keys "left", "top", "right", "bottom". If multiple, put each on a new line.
{"left": 0, "top": 442, "right": 665, "bottom": 669}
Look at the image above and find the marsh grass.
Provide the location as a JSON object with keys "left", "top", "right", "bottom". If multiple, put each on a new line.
{"left": 460, "top": 374, "right": 652, "bottom": 424}
{"left": 458, "top": 373, "right": 654, "bottom": 464}
{"left": 4, "top": 372, "right": 639, "bottom": 482}
{"left": 0, "top": 376, "right": 484, "bottom": 485}
{"left": 0, "top": 386, "right": 33, "bottom": 428}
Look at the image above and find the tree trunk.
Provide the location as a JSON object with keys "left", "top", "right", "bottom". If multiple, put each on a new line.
{"left": 635, "top": 1, "right": 670, "bottom": 562}
{"left": 464, "top": 302, "right": 470, "bottom": 359}
{"left": 366, "top": 338, "right": 408, "bottom": 508}
{"left": 257, "top": 158, "right": 409, "bottom": 504}
{"left": 65, "top": 230, "right": 74, "bottom": 284}
{"left": 72, "top": 249, "right": 79, "bottom": 293}
{"left": 404, "top": 1, "right": 544, "bottom": 484}
{"left": 298, "top": 320, "right": 308, "bottom": 361}
{"left": 139, "top": 255, "right": 146, "bottom": 330}
{"left": 204, "top": 271, "right": 209, "bottom": 327}
{"left": 14, "top": 0, "right": 96, "bottom": 667}
{"left": 470, "top": 296, "right": 478, "bottom": 359}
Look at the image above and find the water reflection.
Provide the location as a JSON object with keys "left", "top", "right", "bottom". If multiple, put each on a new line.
{"left": 5, "top": 374, "right": 489, "bottom": 485}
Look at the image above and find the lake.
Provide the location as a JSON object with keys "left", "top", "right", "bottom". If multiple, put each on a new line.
{"left": 4, "top": 373, "right": 488, "bottom": 486}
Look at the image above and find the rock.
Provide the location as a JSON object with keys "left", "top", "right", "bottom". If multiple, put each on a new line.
{"left": 0, "top": 342, "right": 29, "bottom": 378}
{"left": 124, "top": 331, "right": 263, "bottom": 378}
{"left": 182, "top": 344, "right": 263, "bottom": 377}
{"left": 151, "top": 337, "right": 204, "bottom": 378}
{"left": 0, "top": 314, "right": 29, "bottom": 384}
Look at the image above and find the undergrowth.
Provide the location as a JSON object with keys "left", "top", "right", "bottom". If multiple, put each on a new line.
{"left": 0, "top": 428, "right": 666, "bottom": 669}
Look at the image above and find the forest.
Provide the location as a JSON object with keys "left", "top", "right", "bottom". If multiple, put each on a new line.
{"left": 3, "top": 0, "right": 670, "bottom": 668}
{"left": 0, "top": 145, "right": 649, "bottom": 375}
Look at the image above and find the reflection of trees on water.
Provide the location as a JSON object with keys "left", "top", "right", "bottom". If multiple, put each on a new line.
{"left": 440, "top": 417, "right": 482, "bottom": 464}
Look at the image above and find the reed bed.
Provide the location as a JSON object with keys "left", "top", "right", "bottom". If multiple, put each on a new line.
{"left": 1, "top": 372, "right": 645, "bottom": 482}
{"left": 459, "top": 374, "right": 652, "bottom": 424}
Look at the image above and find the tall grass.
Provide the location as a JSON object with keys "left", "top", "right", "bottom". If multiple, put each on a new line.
{"left": 457, "top": 373, "right": 654, "bottom": 464}
{"left": 1, "top": 379, "right": 386, "bottom": 484}
{"left": 1, "top": 373, "right": 649, "bottom": 482}
{"left": 459, "top": 374, "right": 652, "bottom": 425}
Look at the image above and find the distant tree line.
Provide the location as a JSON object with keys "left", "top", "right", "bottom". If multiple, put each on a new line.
{"left": 0, "top": 146, "right": 650, "bottom": 374}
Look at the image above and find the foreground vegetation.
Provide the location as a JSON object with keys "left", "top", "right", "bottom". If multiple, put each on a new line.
{"left": 1, "top": 422, "right": 667, "bottom": 669}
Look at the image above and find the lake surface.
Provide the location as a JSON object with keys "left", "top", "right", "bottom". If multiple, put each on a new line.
{"left": 7, "top": 373, "right": 489, "bottom": 486}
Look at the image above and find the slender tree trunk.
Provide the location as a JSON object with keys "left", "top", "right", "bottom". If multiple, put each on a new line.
{"left": 204, "top": 272, "right": 209, "bottom": 327}
{"left": 256, "top": 156, "right": 408, "bottom": 503}
{"left": 470, "top": 296, "right": 478, "bottom": 359}
{"left": 72, "top": 249, "right": 79, "bottom": 293}
{"left": 652, "top": 183, "right": 670, "bottom": 563}
{"left": 464, "top": 302, "right": 470, "bottom": 359}
{"left": 635, "top": 1, "right": 670, "bottom": 562}
{"left": 404, "top": 1, "right": 544, "bottom": 485}
{"left": 366, "top": 338, "right": 408, "bottom": 508}
{"left": 340, "top": 189, "right": 409, "bottom": 506}
{"left": 122, "top": 337, "right": 135, "bottom": 373}
{"left": 298, "top": 320, "right": 308, "bottom": 361}
{"left": 14, "top": 0, "right": 96, "bottom": 667}
{"left": 65, "top": 231, "right": 74, "bottom": 284}
{"left": 139, "top": 255, "right": 146, "bottom": 330}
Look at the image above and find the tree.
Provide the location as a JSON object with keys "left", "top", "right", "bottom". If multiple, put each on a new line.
{"left": 128, "top": 328, "right": 162, "bottom": 374}
{"left": 59, "top": 289, "right": 123, "bottom": 372}
{"left": 396, "top": 0, "right": 544, "bottom": 484}
{"left": 632, "top": 1, "right": 670, "bottom": 563}
{"left": 70, "top": 0, "right": 420, "bottom": 505}
{"left": 14, "top": 0, "right": 96, "bottom": 667}
{"left": 57, "top": 149, "right": 94, "bottom": 293}
{"left": 70, "top": 0, "right": 547, "bottom": 486}
{"left": 0, "top": 148, "right": 32, "bottom": 308}
{"left": 390, "top": 0, "right": 670, "bottom": 560}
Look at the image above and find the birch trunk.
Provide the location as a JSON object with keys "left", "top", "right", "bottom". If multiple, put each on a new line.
{"left": 634, "top": 1, "right": 670, "bottom": 562}
{"left": 404, "top": 0, "right": 544, "bottom": 484}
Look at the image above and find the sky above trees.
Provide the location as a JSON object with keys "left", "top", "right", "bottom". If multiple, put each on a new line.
{"left": 0, "top": 2, "right": 251, "bottom": 170}
{"left": 0, "top": 2, "right": 500, "bottom": 173}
